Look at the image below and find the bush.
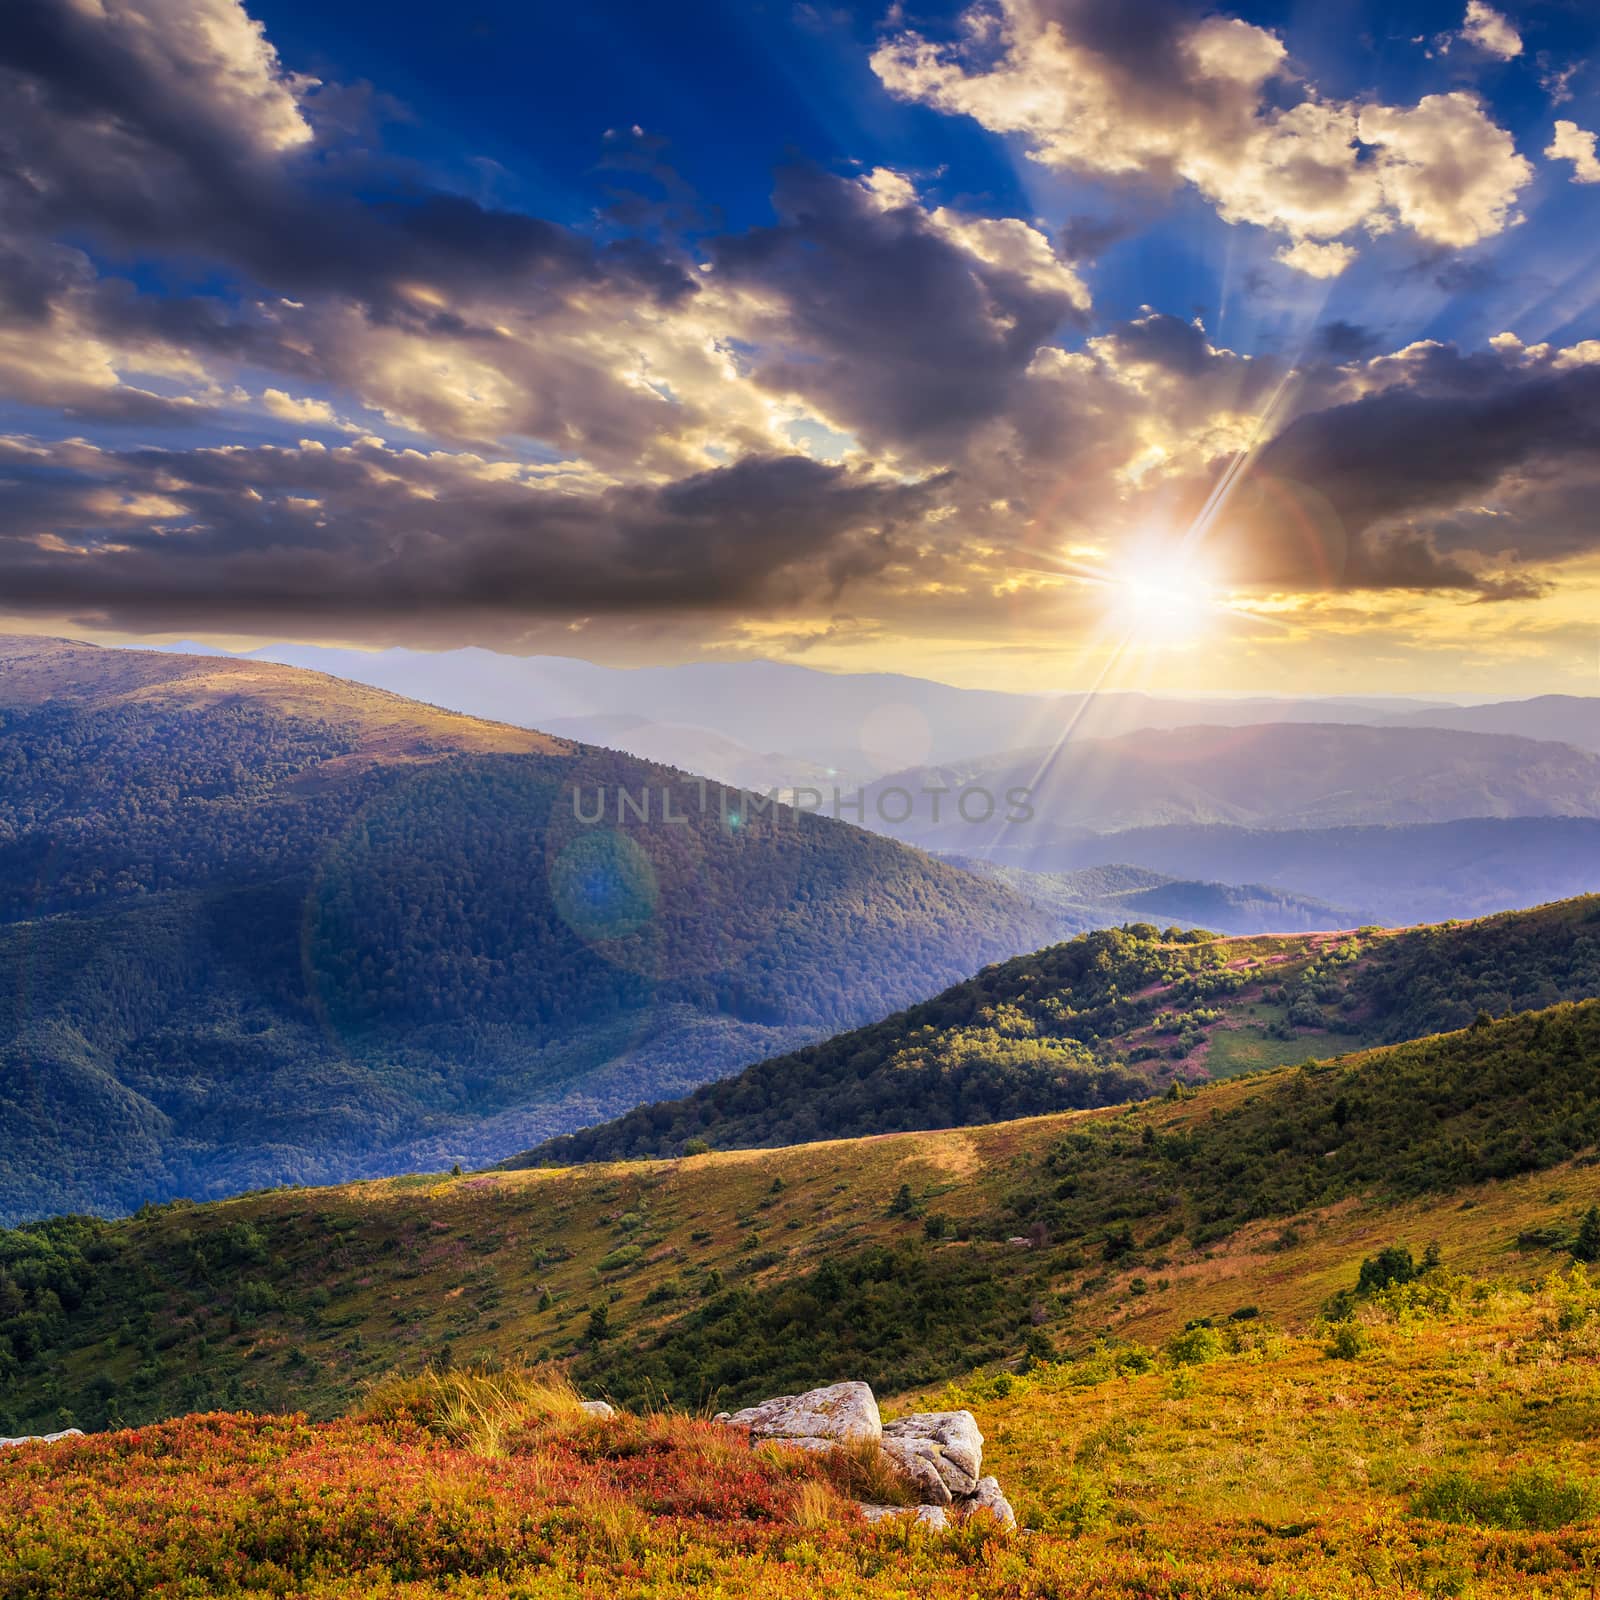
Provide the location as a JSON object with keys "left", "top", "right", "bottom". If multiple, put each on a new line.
{"left": 1357, "top": 1245, "right": 1416, "bottom": 1295}
{"left": 1324, "top": 1322, "right": 1368, "bottom": 1360}
{"left": 1414, "top": 1466, "right": 1593, "bottom": 1530}
{"left": 1166, "top": 1325, "right": 1224, "bottom": 1366}
{"left": 597, "top": 1245, "right": 643, "bottom": 1273}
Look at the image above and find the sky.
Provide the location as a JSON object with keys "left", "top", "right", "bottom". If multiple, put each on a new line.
{"left": 1, "top": 0, "right": 1598, "bottom": 696}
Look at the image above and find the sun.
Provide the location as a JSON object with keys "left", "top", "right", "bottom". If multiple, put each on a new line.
{"left": 1105, "top": 553, "right": 1221, "bottom": 645}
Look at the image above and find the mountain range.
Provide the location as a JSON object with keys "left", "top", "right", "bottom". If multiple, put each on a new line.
{"left": 0, "top": 636, "right": 1052, "bottom": 1225}
{"left": 154, "top": 641, "right": 1470, "bottom": 776}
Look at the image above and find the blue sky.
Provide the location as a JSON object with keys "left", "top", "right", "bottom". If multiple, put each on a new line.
{"left": 1, "top": 0, "right": 1598, "bottom": 694}
{"left": 232, "top": 0, "right": 1599, "bottom": 351}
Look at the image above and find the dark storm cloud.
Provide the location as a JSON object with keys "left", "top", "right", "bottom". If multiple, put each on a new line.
{"left": 1252, "top": 357, "right": 1600, "bottom": 552}
{"left": 0, "top": 0, "right": 694, "bottom": 312}
{"left": 713, "top": 164, "right": 1088, "bottom": 455}
{"left": 0, "top": 440, "right": 940, "bottom": 626}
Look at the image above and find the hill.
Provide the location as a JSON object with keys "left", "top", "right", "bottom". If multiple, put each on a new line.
{"left": 0, "top": 637, "right": 1053, "bottom": 1224}
{"left": 959, "top": 815, "right": 1600, "bottom": 926}
{"left": 520, "top": 896, "right": 1600, "bottom": 1163}
{"left": 5, "top": 998, "right": 1600, "bottom": 1443}
{"left": 955, "top": 860, "right": 1355, "bottom": 935}
{"left": 1390, "top": 692, "right": 1600, "bottom": 753}
{"left": 860, "top": 722, "right": 1600, "bottom": 848}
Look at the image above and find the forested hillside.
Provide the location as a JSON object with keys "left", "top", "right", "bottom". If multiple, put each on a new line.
{"left": 0, "top": 638, "right": 1054, "bottom": 1223}
{"left": 524, "top": 895, "right": 1600, "bottom": 1162}
{"left": 5, "top": 1000, "right": 1600, "bottom": 1437}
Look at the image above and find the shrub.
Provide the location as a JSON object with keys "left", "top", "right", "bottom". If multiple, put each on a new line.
{"left": 1324, "top": 1322, "right": 1368, "bottom": 1360}
{"left": 597, "top": 1245, "right": 643, "bottom": 1273}
{"left": 1357, "top": 1245, "right": 1416, "bottom": 1295}
{"left": 1414, "top": 1466, "right": 1593, "bottom": 1531}
{"left": 1167, "top": 1325, "right": 1224, "bottom": 1366}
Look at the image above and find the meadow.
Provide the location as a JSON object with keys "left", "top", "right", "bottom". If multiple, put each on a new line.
{"left": 8, "top": 1266, "right": 1600, "bottom": 1598}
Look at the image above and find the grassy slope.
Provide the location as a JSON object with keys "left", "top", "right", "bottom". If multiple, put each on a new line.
{"left": 0, "top": 633, "right": 566, "bottom": 759}
{"left": 7, "top": 1000, "right": 1600, "bottom": 1439}
{"left": 522, "top": 895, "right": 1600, "bottom": 1162}
{"left": 10, "top": 1177, "right": 1600, "bottom": 1595}
{"left": 0, "top": 637, "right": 1054, "bottom": 1223}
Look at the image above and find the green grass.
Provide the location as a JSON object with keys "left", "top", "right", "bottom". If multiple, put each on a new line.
{"left": 8, "top": 1000, "right": 1600, "bottom": 1436}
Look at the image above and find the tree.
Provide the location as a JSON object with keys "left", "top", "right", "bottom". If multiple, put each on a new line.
{"left": 1574, "top": 1206, "right": 1600, "bottom": 1264}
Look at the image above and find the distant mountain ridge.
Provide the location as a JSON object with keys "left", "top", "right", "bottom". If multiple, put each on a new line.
{"left": 860, "top": 722, "right": 1600, "bottom": 846}
{"left": 0, "top": 637, "right": 1054, "bottom": 1224}
{"left": 955, "top": 860, "right": 1356, "bottom": 934}
{"left": 961, "top": 815, "right": 1600, "bottom": 926}
{"left": 146, "top": 640, "right": 1466, "bottom": 775}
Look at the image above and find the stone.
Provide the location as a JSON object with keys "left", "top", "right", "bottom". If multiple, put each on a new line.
{"left": 856, "top": 1502, "right": 950, "bottom": 1531}
{"left": 726, "top": 1381, "right": 881, "bottom": 1447}
{"left": 0, "top": 1429, "right": 84, "bottom": 1449}
{"left": 878, "top": 1440, "right": 952, "bottom": 1504}
{"left": 579, "top": 1400, "right": 616, "bottom": 1419}
{"left": 881, "top": 1410, "right": 983, "bottom": 1496}
{"left": 962, "top": 1475, "right": 1017, "bottom": 1530}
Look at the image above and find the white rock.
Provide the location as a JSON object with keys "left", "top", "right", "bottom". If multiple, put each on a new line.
{"left": 857, "top": 1502, "right": 902, "bottom": 1523}
{"left": 879, "top": 1440, "right": 953, "bottom": 1505}
{"left": 0, "top": 1429, "right": 84, "bottom": 1449}
{"left": 856, "top": 1501, "right": 950, "bottom": 1530}
{"left": 881, "top": 1410, "right": 983, "bottom": 1496}
{"left": 726, "top": 1381, "right": 881, "bottom": 1447}
{"left": 962, "top": 1475, "right": 1017, "bottom": 1530}
{"left": 578, "top": 1400, "right": 616, "bottom": 1419}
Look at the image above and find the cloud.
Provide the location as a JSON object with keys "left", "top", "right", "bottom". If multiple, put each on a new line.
{"left": 1547, "top": 120, "right": 1600, "bottom": 183}
{"left": 1458, "top": 1, "right": 1522, "bottom": 60}
{"left": 1354, "top": 95, "right": 1530, "bottom": 249}
{"left": 1212, "top": 340, "right": 1600, "bottom": 594}
{"left": 1273, "top": 240, "right": 1357, "bottom": 279}
{"left": 870, "top": 0, "right": 1532, "bottom": 271}
{"left": 0, "top": 436, "right": 945, "bottom": 629}
{"left": 712, "top": 164, "right": 1089, "bottom": 458}
{"left": 261, "top": 389, "right": 341, "bottom": 425}
{"left": 0, "top": 0, "right": 1590, "bottom": 666}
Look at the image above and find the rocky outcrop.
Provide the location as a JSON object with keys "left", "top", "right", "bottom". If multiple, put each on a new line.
{"left": 965, "top": 1475, "right": 1018, "bottom": 1530}
{"left": 578, "top": 1400, "right": 616, "bottom": 1419}
{"left": 0, "top": 1429, "right": 84, "bottom": 1449}
{"left": 880, "top": 1410, "right": 984, "bottom": 1500}
{"left": 722, "top": 1380, "right": 882, "bottom": 1450}
{"left": 717, "top": 1382, "right": 1013, "bottom": 1533}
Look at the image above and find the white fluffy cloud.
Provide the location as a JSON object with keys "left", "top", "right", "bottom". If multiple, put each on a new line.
{"left": 1459, "top": 1, "right": 1522, "bottom": 60}
{"left": 871, "top": 0, "right": 1533, "bottom": 274}
{"left": 1547, "top": 120, "right": 1600, "bottom": 183}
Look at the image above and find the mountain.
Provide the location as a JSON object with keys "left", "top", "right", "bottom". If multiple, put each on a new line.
{"left": 858, "top": 722, "right": 1600, "bottom": 850}
{"left": 954, "top": 860, "right": 1355, "bottom": 935}
{"left": 521, "top": 896, "right": 1600, "bottom": 1163}
{"left": 536, "top": 712, "right": 857, "bottom": 793}
{"left": 5, "top": 996, "right": 1600, "bottom": 1440}
{"left": 149, "top": 641, "right": 1460, "bottom": 776}
{"left": 973, "top": 815, "right": 1600, "bottom": 925}
{"left": 0, "top": 637, "right": 1054, "bottom": 1225}
{"left": 1388, "top": 693, "right": 1600, "bottom": 753}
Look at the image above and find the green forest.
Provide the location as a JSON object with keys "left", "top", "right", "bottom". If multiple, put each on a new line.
{"left": 0, "top": 643, "right": 1053, "bottom": 1224}
{"left": 528, "top": 896, "right": 1600, "bottom": 1162}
